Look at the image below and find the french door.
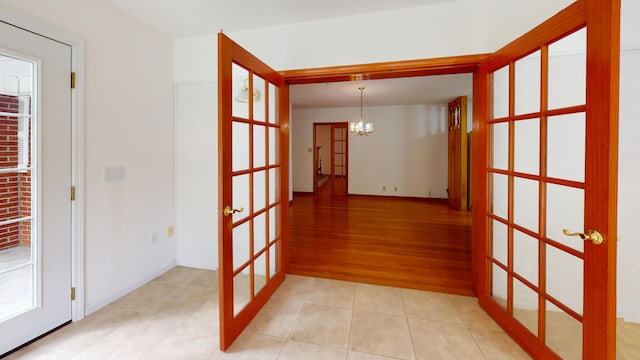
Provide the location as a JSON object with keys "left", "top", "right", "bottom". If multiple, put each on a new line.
{"left": 0, "top": 20, "right": 73, "bottom": 355}
{"left": 475, "top": 0, "right": 619, "bottom": 358}
{"left": 448, "top": 96, "right": 468, "bottom": 210}
{"left": 218, "top": 33, "right": 289, "bottom": 351}
{"left": 331, "top": 124, "right": 348, "bottom": 196}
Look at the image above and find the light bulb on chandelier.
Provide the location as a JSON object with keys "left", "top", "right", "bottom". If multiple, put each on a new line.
{"left": 349, "top": 87, "right": 373, "bottom": 136}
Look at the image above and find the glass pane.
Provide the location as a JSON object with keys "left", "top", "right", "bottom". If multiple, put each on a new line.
{"left": 514, "top": 118, "right": 540, "bottom": 175}
{"left": 490, "top": 122, "right": 509, "bottom": 170}
{"left": 491, "top": 219, "right": 508, "bottom": 266}
{"left": 232, "top": 63, "right": 249, "bottom": 119}
{"left": 490, "top": 173, "right": 508, "bottom": 220}
{"left": 268, "top": 83, "right": 277, "bottom": 124}
{"left": 268, "top": 127, "right": 278, "bottom": 165}
{"left": 514, "top": 50, "right": 541, "bottom": 115}
{"left": 513, "top": 230, "right": 538, "bottom": 286}
{"left": 513, "top": 279, "right": 538, "bottom": 336}
{"left": 252, "top": 74, "right": 266, "bottom": 122}
{"left": 491, "top": 262, "right": 508, "bottom": 310}
{"left": 491, "top": 65, "right": 510, "bottom": 119}
{"left": 253, "top": 212, "right": 266, "bottom": 255}
{"left": 232, "top": 221, "right": 250, "bottom": 272}
{"left": 546, "top": 245, "right": 583, "bottom": 315}
{"left": 0, "top": 260, "right": 33, "bottom": 321}
{"left": 254, "top": 252, "right": 267, "bottom": 294}
{"left": 269, "top": 205, "right": 280, "bottom": 242}
{"left": 513, "top": 177, "right": 538, "bottom": 232}
{"left": 232, "top": 121, "right": 249, "bottom": 172}
{"left": 269, "top": 168, "right": 279, "bottom": 205}
{"left": 253, "top": 125, "right": 266, "bottom": 168}
{"left": 546, "top": 301, "right": 582, "bottom": 360}
{"left": 546, "top": 184, "right": 584, "bottom": 252}
{"left": 253, "top": 170, "right": 266, "bottom": 212}
{"left": 0, "top": 54, "right": 35, "bottom": 322}
{"left": 233, "top": 273, "right": 250, "bottom": 316}
{"left": 547, "top": 113, "right": 585, "bottom": 183}
{"left": 269, "top": 241, "right": 279, "bottom": 277}
{"left": 548, "top": 28, "right": 586, "bottom": 110}
{"left": 232, "top": 174, "right": 249, "bottom": 223}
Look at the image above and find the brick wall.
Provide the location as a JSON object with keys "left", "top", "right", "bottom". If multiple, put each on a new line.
{"left": 0, "top": 94, "right": 31, "bottom": 250}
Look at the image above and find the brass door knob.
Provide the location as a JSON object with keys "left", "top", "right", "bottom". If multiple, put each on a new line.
{"left": 562, "top": 228, "right": 604, "bottom": 245}
{"left": 223, "top": 206, "right": 244, "bottom": 217}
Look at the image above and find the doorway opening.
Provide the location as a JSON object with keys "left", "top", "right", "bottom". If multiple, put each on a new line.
{"left": 289, "top": 69, "right": 478, "bottom": 294}
{"left": 313, "top": 122, "right": 348, "bottom": 196}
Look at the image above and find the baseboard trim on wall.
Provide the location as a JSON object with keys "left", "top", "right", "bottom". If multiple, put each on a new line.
{"left": 83, "top": 261, "right": 177, "bottom": 316}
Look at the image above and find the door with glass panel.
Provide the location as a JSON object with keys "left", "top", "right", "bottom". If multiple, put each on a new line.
{"left": 218, "top": 33, "right": 289, "bottom": 351}
{"left": 331, "top": 124, "right": 348, "bottom": 196}
{"left": 476, "top": 0, "right": 619, "bottom": 358}
{"left": 0, "top": 21, "right": 72, "bottom": 355}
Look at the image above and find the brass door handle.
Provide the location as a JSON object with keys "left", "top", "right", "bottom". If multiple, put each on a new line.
{"left": 223, "top": 206, "right": 244, "bottom": 217}
{"left": 562, "top": 228, "right": 604, "bottom": 245}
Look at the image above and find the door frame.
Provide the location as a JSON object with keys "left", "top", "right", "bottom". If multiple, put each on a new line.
{"left": 282, "top": 54, "right": 486, "bottom": 295}
{"left": 1, "top": 8, "right": 86, "bottom": 322}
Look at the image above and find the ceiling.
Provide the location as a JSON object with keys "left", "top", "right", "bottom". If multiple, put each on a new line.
{"left": 107, "top": 0, "right": 472, "bottom": 109}
{"left": 290, "top": 74, "right": 473, "bottom": 109}
{"left": 108, "top": 0, "right": 461, "bottom": 38}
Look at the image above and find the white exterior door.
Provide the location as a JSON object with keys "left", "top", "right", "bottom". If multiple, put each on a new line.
{"left": 0, "top": 20, "right": 73, "bottom": 355}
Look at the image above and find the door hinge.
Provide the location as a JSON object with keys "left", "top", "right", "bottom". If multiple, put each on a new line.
{"left": 71, "top": 186, "right": 76, "bottom": 201}
{"left": 71, "top": 287, "right": 76, "bottom": 301}
{"left": 71, "top": 72, "right": 76, "bottom": 89}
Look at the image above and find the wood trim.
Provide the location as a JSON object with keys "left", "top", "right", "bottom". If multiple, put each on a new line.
{"left": 483, "top": 1, "right": 586, "bottom": 72}
{"left": 583, "top": 0, "right": 620, "bottom": 358}
{"left": 281, "top": 54, "right": 488, "bottom": 84}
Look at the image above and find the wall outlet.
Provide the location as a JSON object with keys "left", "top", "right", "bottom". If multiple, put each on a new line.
{"left": 394, "top": 186, "right": 398, "bottom": 192}
{"left": 168, "top": 226, "right": 174, "bottom": 237}
{"left": 382, "top": 186, "right": 386, "bottom": 191}
{"left": 151, "top": 232, "right": 158, "bottom": 244}
{"left": 104, "top": 166, "right": 126, "bottom": 182}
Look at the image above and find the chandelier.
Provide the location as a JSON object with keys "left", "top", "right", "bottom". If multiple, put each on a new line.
{"left": 349, "top": 86, "right": 373, "bottom": 136}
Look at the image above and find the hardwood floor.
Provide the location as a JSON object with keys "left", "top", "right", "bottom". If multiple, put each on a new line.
{"left": 288, "top": 189, "right": 474, "bottom": 296}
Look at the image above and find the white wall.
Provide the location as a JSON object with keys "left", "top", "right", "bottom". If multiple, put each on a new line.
{"left": 0, "top": 0, "right": 176, "bottom": 314}
{"left": 292, "top": 105, "right": 449, "bottom": 198}
{"left": 174, "top": 0, "right": 574, "bottom": 83}
{"left": 175, "top": 82, "right": 217, "bottom": 270}
{"left": 172, "top": 0, "right": 640, "bottom": 322}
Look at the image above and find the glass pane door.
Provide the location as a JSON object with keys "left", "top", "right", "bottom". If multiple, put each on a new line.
{"left": 485, "top": 22, "right": 610, "bottom": 359}
{"left": 332, "top": 124, "right": 347, "bottom": 196}
{"left": 218, "top": 33, "right": 288, "bottom": 351}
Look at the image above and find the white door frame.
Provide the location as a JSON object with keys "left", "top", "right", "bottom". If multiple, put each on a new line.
{"left": 0, "top": 8, "right": 85, "bottom": 322}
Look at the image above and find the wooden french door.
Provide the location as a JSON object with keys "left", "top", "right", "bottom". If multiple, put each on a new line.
{"left": 218, "top": 33, "right": 289, "bottom": 351}
{"left": 448, "top": 96, "right": 468, "bottom": 210}
{"left": 474, "top": 0, "right": 619, "bottom": 359}
{"left": 331, "top": 124, "right": 348, "bottom": 196}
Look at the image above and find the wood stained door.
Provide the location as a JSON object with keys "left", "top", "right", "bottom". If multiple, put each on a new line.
{"left": 448, "top": 96, "right": 468, "bottom": 210}
{"left": 474, "top": 0, "right": 619, "bottom": 358}
{"left": 331, "top": 124, "right": 348, "bottom": 196}
{"left": 218, "top": 33, "right": 289, "bottom": 351}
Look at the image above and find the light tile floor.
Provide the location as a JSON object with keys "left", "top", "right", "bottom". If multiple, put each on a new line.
{"left": 4, "top": 266, "right": 639, "bottom": 359}
{"left": 0, "top": 246, "right": 33, "bottom": 320}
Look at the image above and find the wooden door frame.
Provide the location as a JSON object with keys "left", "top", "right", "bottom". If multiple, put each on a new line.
{"left": 282, "top": 54, "right": 487, "bottom": 295}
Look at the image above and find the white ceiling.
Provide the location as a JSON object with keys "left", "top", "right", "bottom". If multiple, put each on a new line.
{"left": 107, "top": 0, "right": 461, "bottom": 38}
{"left": 290, "top": 74, "right": 473, "bottom": 109}
{"left": 107, "top": 0, "right": 472, "bottom": 109}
